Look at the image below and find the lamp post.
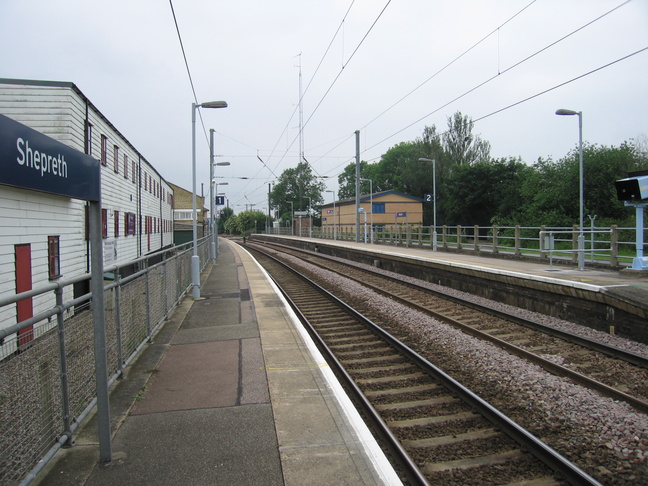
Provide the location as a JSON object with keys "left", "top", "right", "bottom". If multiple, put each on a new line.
{"left": 555, "top": 109, "right": 584, "bottom": 270}
{"left": 212, "top": 182, "right": 228, "bottom": 262}
{"left": 209, "top": 129, "right": 230, "bottom": 264}
{"left": 360, "top": 178, "right": 373, "bottom": 243}
{"left": 419, "top": 158, "right": 437, "bottom": 251}
{"left": 192, "top": 100, "right": 227, "bottom": 299}
{"left": 326, "top": 190, "right": 337, "bottom": 240}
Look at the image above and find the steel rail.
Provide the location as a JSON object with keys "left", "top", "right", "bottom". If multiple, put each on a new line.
{"left": 248, "top": 245, "right": 602, "bottom": 486}
{"left": 256, "top": 239, "right": 648, "bottom": 369}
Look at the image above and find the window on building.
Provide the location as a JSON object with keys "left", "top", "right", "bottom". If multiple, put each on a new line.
{"left": 102, "top": 209, "right": 108, "bottom": 238}
{"left": 85, "top": 123, "right": 93, "bottom": 155}
{"left": 114, "top": 210, "right": 120, "bottom": 237}
{"left": 174, "top": 210, "right": 193, "bottom": 220}
{"left": 125, "top": 212, "right": 136, "bottom": 235}
{"left": 101, "top": 135, "right": 107, "bottom": 166}
{"left": 132, "top": 160, "right": 136, "bottom": 183}
{"left": 113, "top": 145, "right": 119, "bottom": 173}
{"left": 373, "top": 202, "right": 386, "bottom": 214}
{"left": 123, "top": 154, "right": 128, "bottom": 179}
{"left": 48, "top": 236, "right": 61, "bottom": 279}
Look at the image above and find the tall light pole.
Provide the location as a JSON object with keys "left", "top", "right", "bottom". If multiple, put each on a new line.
{"left": 419, "top": 158, "right": 437, "bottom": 251}
{"left": 555, "top": 109, "right": 585, "bottom": 270}
{"left": 360, "top": 178, "right": 373, "bottom": 243}
{"left": 210, "top": 129, "right": 230, "bottom": 264}
{"left": 212, "top": 181, "right": 228, "bottom": 262}
{"left": 192, "top": 101, "right": 227, "bottom": 299}
{"left": 326, "top": 190, "right": 337, "bottom": 240}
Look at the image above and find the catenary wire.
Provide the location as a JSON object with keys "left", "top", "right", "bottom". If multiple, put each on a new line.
{"left": 269, "top": 0, "right": 393, "bottom": 179}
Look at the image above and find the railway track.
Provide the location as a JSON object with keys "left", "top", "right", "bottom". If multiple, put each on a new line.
{"left": 248, "top": 240, "right": 648, "bottom": 415}
{"left": 247, "top": 245, "right": 600, "bottom": 485}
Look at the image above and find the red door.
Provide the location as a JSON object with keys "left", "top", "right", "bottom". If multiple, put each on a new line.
{"left": 15, "top": 244, "right": 34, "bottom": 347}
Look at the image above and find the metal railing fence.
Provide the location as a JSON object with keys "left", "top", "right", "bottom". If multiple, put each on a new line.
{"left": 272, "top": 224, "right": 643, "bottom": 268}
{"left": 0, "top": 237, "right": 210, "bottom": 485}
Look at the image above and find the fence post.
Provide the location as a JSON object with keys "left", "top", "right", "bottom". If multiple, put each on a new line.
{"left": 610, "top": 224, "right": 619, "bottom": 267}
{"left": 515, "top": 226, "right": 521, "bottom": 256}
{"left": 492, "top": 225, "right": 498, "bottom": 254}
{"left": 571, "top": 225, "right": 578, "bottom": 264}
{"left": 457, "top": 225, "right": 462, "bottom": 250}
{"left": 442, "top": 225, "right": 448, "bottom": 250}
{"left": 474, "top": 225, "right": 479, "bottom": 252}
{"left": 145, "top": 262, "right": 152, "bottom": 342}
{"left": 115, "top": 274, "right": 124, "bottom": 377}
{"left": 55, "top": 285, "right": 73, "bottom": 446}
{"left": 540, "top": 225, "right": 548, "bottom": 260}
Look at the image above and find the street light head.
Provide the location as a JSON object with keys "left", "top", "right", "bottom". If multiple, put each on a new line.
{"left": 200, "top": 101, "right": 228, "bottom": 109}
{"left": 555, "top": 108, "right": 579, "bottom": 116}
{"left": 215, "top": 161, "right": 231, "bottom": 166}
{"left": 418, "top": 157, "right": 435, "bottom": 162}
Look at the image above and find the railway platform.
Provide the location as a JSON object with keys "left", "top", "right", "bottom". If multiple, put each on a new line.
{"left": 34, "top": 238, "right": 399, "bottom": 486}
{"left": 251, "top": 234, "right": 648, "bottom": 342}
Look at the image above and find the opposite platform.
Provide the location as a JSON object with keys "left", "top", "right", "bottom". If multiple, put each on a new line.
{"left": 34, "top": 238, "right": 399, "bottom": 486}
{"left": 252, "top": 234, "right": 648, "bottom": 341}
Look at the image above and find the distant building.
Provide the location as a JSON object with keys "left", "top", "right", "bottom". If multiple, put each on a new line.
{"left": 321, "top": 190, "right": 424, "bottom": 230}
{"left": 0, "top": 78, "right": 174, "bottom": 343}
{"left": 168, "top": 182, "right": 206, "bottom": 245}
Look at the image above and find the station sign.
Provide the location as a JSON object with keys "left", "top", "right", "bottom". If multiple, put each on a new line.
{"left": 215, "top": 196, "right": 225, "bottom": 205}
{"left": 0, "top": 113, "right": 100, "bottom": 201}
{"left": 396, "top": 211, "right": 407, "bottom": 217}
{"left": 294, "top": 211, "right": 308, "bottom": 216}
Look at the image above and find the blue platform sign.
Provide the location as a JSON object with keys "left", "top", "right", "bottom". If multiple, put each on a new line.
{"left": 0, "top": 113, "right": 100, "bottom": 202}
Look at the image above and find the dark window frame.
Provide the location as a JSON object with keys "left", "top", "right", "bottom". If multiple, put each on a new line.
{"left": 48, "top": 236, "right": 61, "bottom": 279}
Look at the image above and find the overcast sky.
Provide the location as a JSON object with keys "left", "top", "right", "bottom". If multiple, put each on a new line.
{"left": 1, "top": 0, "right": 646, "bottom": 212}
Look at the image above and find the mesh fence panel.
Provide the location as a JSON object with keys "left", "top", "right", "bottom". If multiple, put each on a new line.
{"left": 0, "top": 325, "right": 63, "bottom": 484}
{"left": 119, "top": 278, "right": 149, "bottom": 360}
{"left": 149, "top": 266, "right": 166, "bottom": 328}
{"left": 0, "top": 245, "right": 199, "bottom": 484}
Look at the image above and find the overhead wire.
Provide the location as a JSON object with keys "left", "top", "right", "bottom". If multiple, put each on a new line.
{"left": 263, "top": 0, "right": 358, "bottom": 179}
{"left": 360, "top": 0, "right": 537, "bottom": 132}
{"left": 168, "top": 0, "right": 212, "bottom": 149}
{"left": 360, "top": 0, "right": 636, "bottom": 156}
{"left": 268, "top": 0, "right": 393, "bottom": 179}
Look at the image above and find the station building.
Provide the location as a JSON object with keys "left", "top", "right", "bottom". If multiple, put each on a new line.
{"left": 321, "top": 190, "right": 424, "bottom": 230}
{"left": 168, "top": 182, "right": 206, "bottom": 245}
{"left": 0, "top": 78, "right": 174, "bottom": 343}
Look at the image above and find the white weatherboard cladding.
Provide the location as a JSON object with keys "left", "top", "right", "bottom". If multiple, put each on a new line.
{"left": 0, "top": 186, "right": 84, "bottom": 334}
{"left": 0, "top": 80, "right": 175, "bottom": 337}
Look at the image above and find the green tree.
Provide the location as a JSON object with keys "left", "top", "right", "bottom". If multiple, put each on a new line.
{"left": 442, "top": 112, "right": 491, "bottom": 166}
{"left": 217, "top": 206, "right": 234, "bottom": 233}
{"left": 442, "top": 158, "right": 527, "bottom": 226}
{"left": 224, "top": 210, "right": 268, "bottom": 235}
{"left": 269, "top": 161, "right": 325, "bottom": 225}
{"left": 337, "top": 160, "right": 373, "bottom": 199}
{"left": 510, "top": 142, "right": 648, "bottom": 227}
